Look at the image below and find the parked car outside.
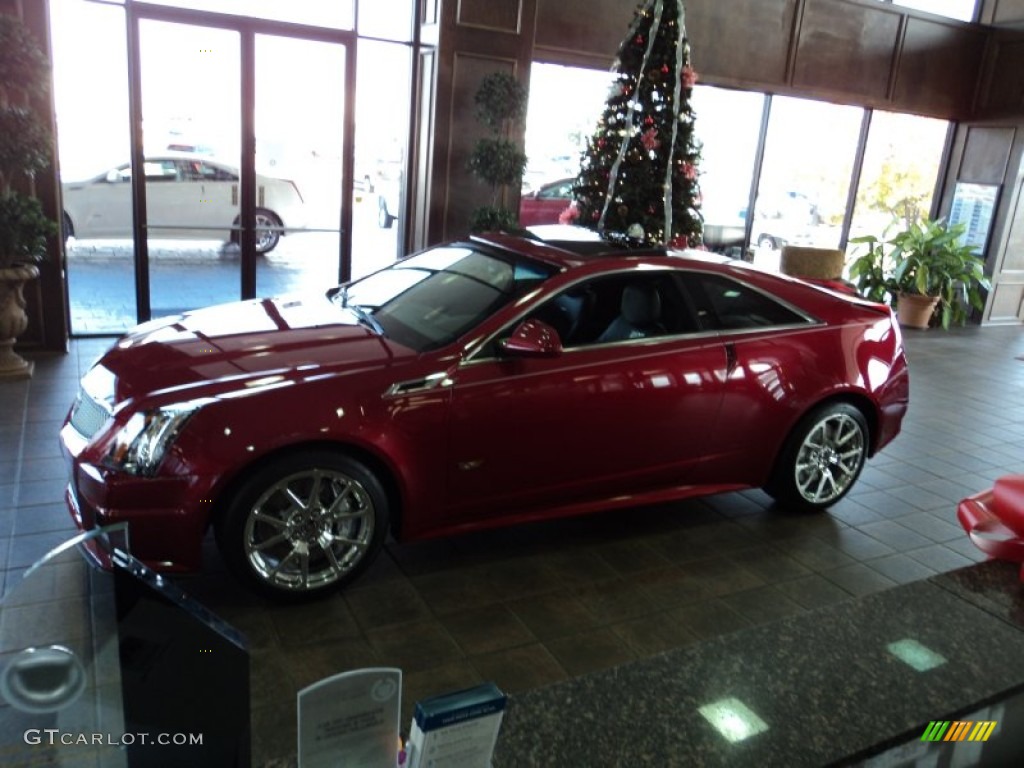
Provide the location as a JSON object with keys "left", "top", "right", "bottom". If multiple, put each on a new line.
{"left": 519, "top": 178, "right": 574, "bottom": 226}
{"left": 61, "top": 225, "right": 909, "bottom": 600}
{"left": 61, "top": 153, "right": 305, "bottom": 254}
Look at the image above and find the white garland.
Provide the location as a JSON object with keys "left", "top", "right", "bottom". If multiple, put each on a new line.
{"left": 663, "top": 0, "right": 687, "bottom": 243}
{"left": 598, "top": 0, "right": 665, "bottom": 234}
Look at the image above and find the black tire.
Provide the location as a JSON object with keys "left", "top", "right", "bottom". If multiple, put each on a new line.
{"left": 757, "top": 234, "right": 776, "bottom": 250}
{"left": 378, "top": 198, "right": 395, "bottom": 229}
{"left": 764, "top": 402, "right": 868, "bottom": 511}
{"left": 215, "top": 450, "right": 389, "bottom": 601}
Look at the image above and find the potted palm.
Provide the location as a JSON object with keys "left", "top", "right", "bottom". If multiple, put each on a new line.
{"left": 889, "top": 218, "right": 990, "bottom": 329}
{"left": 0, "top": 14, "right": 56, "bottom": 378}
{"left": 849, "top": 218, "right": 990, "bottom": 329}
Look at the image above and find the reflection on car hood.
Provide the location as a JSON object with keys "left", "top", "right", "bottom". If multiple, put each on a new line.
{"left": 98, "top": 293, "right": 408, "bottom": 404}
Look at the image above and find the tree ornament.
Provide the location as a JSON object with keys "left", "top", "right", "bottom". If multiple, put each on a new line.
{"left": 627, "top": 223, "right": 645, "bottom": 240}
{"left": 641, "top": 127, "right": 660, "bottom": 151}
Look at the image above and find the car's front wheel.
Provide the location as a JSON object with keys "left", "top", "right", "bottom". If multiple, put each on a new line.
{"left": 378, "top": 197, "right": 395, "bottom": 229}
{"left": 216, "top": 451, "right": 389, "bottom": 600}
{"left": 765, "top": 402, "right": 868, "bottom": 511}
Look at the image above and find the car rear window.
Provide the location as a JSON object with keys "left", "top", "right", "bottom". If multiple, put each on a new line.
{"left": 683, "top": 273, "right": 810, "bottom": 331}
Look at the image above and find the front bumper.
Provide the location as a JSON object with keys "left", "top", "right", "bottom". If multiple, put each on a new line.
{"left": 61, "top": 422, "right": 209, "bottom": 573}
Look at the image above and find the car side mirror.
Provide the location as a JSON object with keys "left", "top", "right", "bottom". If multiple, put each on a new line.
{"left": 500, "top": 319, "right": 563, "bottom": 358}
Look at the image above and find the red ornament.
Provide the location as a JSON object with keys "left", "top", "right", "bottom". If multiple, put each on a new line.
{"left": 668, "top": 235, "right": 689, "bottom": 249}
{"left": 641, "top": 127, "right": 660, "bottom": 152}
{"left": 681, "top": 66, "right": 698, "bottom": 88}
{"left": 635, "top": 35, "right": 644, "bottom": 45}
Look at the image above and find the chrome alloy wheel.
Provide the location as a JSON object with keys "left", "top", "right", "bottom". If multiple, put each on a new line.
{"left": 243, "top": 468, "right": 375, "bottom": 591}
{"left": 793, "top": 412, "right": 866, "bottom": 505}
{"left": 254, "top": 211, "right": 281, "bottom": 253}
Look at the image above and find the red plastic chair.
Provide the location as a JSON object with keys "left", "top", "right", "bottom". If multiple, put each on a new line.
{"left": 957, "top": 475, "right": 1024, "bottom": 580}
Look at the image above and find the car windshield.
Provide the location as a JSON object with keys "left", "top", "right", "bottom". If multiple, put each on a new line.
{"left": 338, "top": 245, "right": 556, "bottom": 352}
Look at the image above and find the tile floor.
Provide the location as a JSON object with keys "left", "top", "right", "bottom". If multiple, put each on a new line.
{"left": 1, "top": 323, "right": 1022, "bottom": 765}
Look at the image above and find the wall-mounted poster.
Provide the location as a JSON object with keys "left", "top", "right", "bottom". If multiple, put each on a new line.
{"left": 948, "top": 182, "right": 999, "bottom": 255}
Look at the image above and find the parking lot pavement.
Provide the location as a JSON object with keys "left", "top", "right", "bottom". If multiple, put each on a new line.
{"left": 67, "top": 196, "right": 401, "bottom": 333}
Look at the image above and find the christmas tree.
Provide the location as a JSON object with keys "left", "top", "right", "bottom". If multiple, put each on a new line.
{"left": 571, "top": 0, "right": 703, "bottom": 248}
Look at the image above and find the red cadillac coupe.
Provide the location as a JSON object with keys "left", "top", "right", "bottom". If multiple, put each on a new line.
{"left": 61, "top": 226, "right": 909, "bottom": 599}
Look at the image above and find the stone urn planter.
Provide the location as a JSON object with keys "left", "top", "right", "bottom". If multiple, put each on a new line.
{"left": 896, "top": 292, "right": 940, "bottom": 330}
{"left": 0, "top": 263, "right": 40, "bottom": 379}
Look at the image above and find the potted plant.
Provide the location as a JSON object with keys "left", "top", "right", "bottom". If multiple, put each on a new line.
{"left": 889, "top": 218, "right": 990, "bottom": 329}
{"left": 467, "top": 72, "right": 528, "bottom": 232}
{"left": 0, "top": 13, "right": 56, "bottom": 379}
{"left": 849, "top": 218, "right": 990, "bottom": 330}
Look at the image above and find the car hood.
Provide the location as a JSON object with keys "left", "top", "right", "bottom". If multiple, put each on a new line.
{"left": 95, "top": 293, "right": 411, "bottom": 405}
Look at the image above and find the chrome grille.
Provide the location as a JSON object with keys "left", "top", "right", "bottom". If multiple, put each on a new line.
{"left": 69, "top": 389, "right": 110, "bottom": 440}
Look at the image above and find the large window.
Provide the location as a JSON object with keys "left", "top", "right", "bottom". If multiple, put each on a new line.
{"left": 690, "top": 86, "right": 765, "bottom": 256}
{"left": 849, "top": 111, "right": 949, "bottom": 248}
{"left": 136, "top": 0, "right": 355, "bottom": 28}
{"left": 522, "top": 65, "right": 953, "bottom": 272}
{"left": 523, "top": 63, "right": 613, "bottom": 193}
{"left": 881, "top": 0, "right": 977, "bottom": 22}
{"left": 752, "top": 96, "right": 864, "bottom": 257}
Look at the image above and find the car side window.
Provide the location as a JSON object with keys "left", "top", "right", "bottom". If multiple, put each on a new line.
{"left": 682, "top": 273, "right": 809, "bottom": 330}
{"left": 484, "top": 271, "right": 699, "bottom": 357}
{"left": 144, "top": 159, "right": 178, "bottom": 182}
{"left": 538, "top": 181, "right": 572, "bottom": 200}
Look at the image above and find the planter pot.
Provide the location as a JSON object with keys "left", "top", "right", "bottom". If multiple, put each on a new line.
{"left": 896, "top": 292, "right": 939, "bottom": 330}
{"left": 0, "top": 263, "right": 40, "bottom": 379}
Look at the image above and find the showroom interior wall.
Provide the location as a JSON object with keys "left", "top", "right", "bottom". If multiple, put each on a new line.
{"left": 8, "top": 0, "right": 1024, "bottom": 355}
{"left": 958, "top": 15, "right": 1024, "bottom": 324}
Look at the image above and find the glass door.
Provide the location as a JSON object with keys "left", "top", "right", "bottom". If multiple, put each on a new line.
{"left": 254, "top": 34, "right": 349, "bottom": 298}
{"left": 138, "top": 19, "right": 243, "bottom": 318}
{"left": 131, "top": 8, "right": 353, "bottom": 321}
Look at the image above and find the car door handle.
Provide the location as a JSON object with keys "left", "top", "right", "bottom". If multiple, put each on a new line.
{"left": 725, "top": 343, "right": 738, "bottom": 376}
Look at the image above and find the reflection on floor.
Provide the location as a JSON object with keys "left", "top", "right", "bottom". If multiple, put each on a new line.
{"left": 1, "top": 325, "right": 1022, "bottom": 766}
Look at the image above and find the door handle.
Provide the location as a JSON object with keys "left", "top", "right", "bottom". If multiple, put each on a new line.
{"left": 725, "top": 343, "right": 738, "bottom": 376}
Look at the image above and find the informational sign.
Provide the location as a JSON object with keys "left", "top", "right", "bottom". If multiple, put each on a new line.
{"left": 948, "top": 182, "right": 999, "bottom": 255}
{"left": 297, "top": 668, "right": 401, "bottom": 768}
{"left": 407, "top": 682, "right": 507, "bottom": 768}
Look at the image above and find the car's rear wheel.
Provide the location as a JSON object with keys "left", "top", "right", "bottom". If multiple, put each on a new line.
{"left": 216, "top": 451, "right": 389, "bottom": 600}
{"left": 230, "top": 209, "right": 283, "bottom": 254}
{"left": 765, "top": 402, "right": 868, "bottom": 511}
{"left": 255, "top": 209, "right": 282, "bottom": 253}
{"left": 757, "top": 234, "right": 777, "bottom": 250}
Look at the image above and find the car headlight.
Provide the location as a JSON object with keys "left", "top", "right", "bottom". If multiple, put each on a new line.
{"left": 104, "top": 403, "right": 201, "bottom": 476}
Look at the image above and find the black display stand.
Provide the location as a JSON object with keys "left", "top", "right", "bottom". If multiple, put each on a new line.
{"left": 0, "top": 527, "right": 250, "bottom": 767}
